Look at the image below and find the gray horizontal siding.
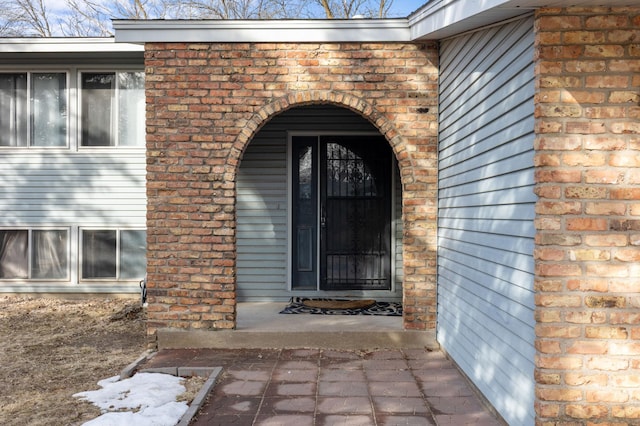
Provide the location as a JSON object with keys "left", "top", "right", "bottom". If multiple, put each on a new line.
{"left": 236, "top": 104, "right": 403, "bottom": 302}
{"left": 394, "top": 165, "right": 403, "bottom": 286}
{"left": 437, "top": 16, "right": 536, "bottom": 426}
{"left": 236, "top": 128, "right": 288, "bottom": 300}
{"left": 0, "top": 152, "right": 146, "bottom": 226}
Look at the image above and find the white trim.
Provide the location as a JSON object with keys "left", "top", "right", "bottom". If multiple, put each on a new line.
{"left": 0, "top": 38, "right": 143, "bottom": 53}
{"left": 112, "top": 1, "right": 640, "bottom": 44}
{"left": 0, "top": 284, "right": 139, "bottom": 294}
{"left": 0, "top": 70, "right": 71, "bottom": 150}
{"left": 113, "top": 19, "right": 410, "bottom": 43}
{"left": 77, "top": 69, "right": 146, "bottom": 149}
{"left": 408, "top": 0, "right": 534, "bottom": 40}
{"left": 1, "top": 2, "right": 637, "bottom": 49}
{"left": 0, "top": 227, "right": 71, "bottom": 282}
{"left": 78, "top": 227, "right": 147, "bottom": 283}
{"left": 0, "top": 66, "right": 145, "bottom": 152}
{"left": 409, "top": 0, "right": 639, "bottom": 39}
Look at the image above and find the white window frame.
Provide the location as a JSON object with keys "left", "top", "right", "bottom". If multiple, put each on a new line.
{"left": 77, "top": 69, "right": 145, "bottom": 150}
{"left": 79, "top": 227, "right": 146, "bottom": 282}
{"left": 0, "top": 70, "right": 70, "bottom": 150}
{"left": 0, "top": 227, "right": 70, "bottom": 281}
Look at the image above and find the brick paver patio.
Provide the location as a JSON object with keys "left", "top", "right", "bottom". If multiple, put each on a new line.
{"left": 141, "top": 348, "right": 505, "bottom": 425}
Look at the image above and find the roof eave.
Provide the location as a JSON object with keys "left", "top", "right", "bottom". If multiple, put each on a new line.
{"left": 113, "top": 19, "right": 411, "bottom": 43}
{"left": 408, "top": 0, "right": 535, "bottom": 40}
{"left": 0, "top": 37, "right": 144, "bottom": 53}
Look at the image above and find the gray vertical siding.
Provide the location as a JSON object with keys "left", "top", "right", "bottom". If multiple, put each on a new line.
{"left": 438, "top": 17, "right": 536, "bottom": 426}
{"left": 237, "top": 105, "right": 403, "bottom": 301}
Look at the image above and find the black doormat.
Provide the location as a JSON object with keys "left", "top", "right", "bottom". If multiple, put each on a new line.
{"left": 279, "top": 297, "right": 402, "bottom": 316}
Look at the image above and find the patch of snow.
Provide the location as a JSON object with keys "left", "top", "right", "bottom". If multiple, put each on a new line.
{"left": 74, "top": 373, "right": 189, "bottom": 426}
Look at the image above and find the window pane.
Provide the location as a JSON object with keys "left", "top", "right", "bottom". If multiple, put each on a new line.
{"left": 82, "top": 230, "right": 116, "bottom": 278}
{"left": 0, "top": 74, "right": 27, "bottom": 147}
{"left": 118, "top": 72, "right": 145, "bottom": 146}
{"left": 120, "top": 230, "right": 146, "bottom": 279}
{"left": 31, "top": 73, "right": 67, "bottom": 147}
{"left": 32, "top": 230, "right": 68, "bottom": 279}
{"left": 0, "top": 230, "right": 28, "bottom": 278}
{"left": 81, "top": 73, "right": 115, "bottom": 147}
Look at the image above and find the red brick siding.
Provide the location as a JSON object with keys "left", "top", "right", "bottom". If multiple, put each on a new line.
{"left": 534, "top": 7, "right": 640, "bottom": 424}
{"left": 144, "top": 42, "right": 439, "bottom": 342}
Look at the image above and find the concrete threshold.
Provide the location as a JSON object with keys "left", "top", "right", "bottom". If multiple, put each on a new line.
{"left": 158, "top": 329, "right": 438, "bottom": 350}
{"left": 157, "top": 302, "right": 439, "bottom": 350}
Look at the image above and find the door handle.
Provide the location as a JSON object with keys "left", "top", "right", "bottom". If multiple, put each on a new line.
{"left": 320, "top": 205, "right": 326, "bottom": 228}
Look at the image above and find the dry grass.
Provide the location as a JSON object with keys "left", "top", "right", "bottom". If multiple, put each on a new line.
{"left": 0, "top": 296, "right": 148, "bottom": 426}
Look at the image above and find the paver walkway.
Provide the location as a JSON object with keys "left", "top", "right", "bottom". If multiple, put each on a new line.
{"left": 142, "top": 348, "right": 505, "bottom": 426}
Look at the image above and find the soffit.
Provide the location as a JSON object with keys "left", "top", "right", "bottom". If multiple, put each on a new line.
{"left": 410, "top": 0, "right": 640, "bottom": 40}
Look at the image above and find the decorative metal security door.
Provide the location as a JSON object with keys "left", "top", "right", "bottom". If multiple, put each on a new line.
{"left": 292, "top": 135, "right": 392, "bottom": 291}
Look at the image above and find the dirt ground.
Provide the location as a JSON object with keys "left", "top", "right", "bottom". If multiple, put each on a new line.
{"left": 0, "top": 295, "right": 149, "bottom": 426}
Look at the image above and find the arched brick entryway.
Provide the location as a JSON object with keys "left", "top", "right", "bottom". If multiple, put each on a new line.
{"left": 144, "top": 41, "right": 438, "bottom": 344}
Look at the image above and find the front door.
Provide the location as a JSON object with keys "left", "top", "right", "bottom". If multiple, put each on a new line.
{"left": 292, "top": 135, "right": 392, "bottom": 291}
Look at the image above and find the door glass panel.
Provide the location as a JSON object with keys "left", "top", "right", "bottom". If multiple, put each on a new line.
{"left": 291, "top": 137, "right": 317, "bottom": 289}
{"left": 296, "top": 227, "right": 313, "bottom": 271}
{"left": 326, "top": 142, "right": 377, "bottom": 197}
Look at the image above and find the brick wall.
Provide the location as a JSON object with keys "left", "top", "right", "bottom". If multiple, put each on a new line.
{"left": 534, "top": 7, "right": 640, "bottom": 424}
{"left": 144, "top": 42, "right": 439, "bottom": 342}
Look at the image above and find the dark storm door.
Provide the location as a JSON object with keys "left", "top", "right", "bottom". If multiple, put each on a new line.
{"left": 292, "top": 135, "right": 392, "bottom": 291}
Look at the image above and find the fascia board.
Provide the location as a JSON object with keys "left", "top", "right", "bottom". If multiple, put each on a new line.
{"left": 408, "top": 0, "right": 535, "bottom": 40}
{"left": 111, "top": 1, "right": 640, "bottom": 44}
{"left": 0, "top": 37, "right": 143, "bottom": 53}
{"left": 113, "top": 19, "right": 411, "bottom": 43}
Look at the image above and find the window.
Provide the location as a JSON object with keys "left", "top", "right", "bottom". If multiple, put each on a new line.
{"left": 81, "top": 229, "right": 146, "bottom": 280}
{"left": 81, "top": 71, "right": 145, "bottom": 147}
{"left": 0, "top": 72, "right": 68, "bottom": 148}
{"left": 0, "top": 229, "right": 69, "bottom": 279}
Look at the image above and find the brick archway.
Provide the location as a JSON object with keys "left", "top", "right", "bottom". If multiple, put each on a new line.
{"left": 144, "top": 41, "right": 439, "bottom": 343}
{"left": 235, "top": 92, "right": 405, "bottom": 164}
{"left": 236, "top": 94, "right": 432, "bottom": 328}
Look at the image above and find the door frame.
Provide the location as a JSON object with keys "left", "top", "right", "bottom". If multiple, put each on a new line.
{"left": 286, "top": 131, "right": 398, "bottom": 293}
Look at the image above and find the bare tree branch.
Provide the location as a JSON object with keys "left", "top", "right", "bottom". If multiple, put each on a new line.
{"left": 19, "top": 0, "right": 53, "bottom": 36}
{"left": 311, "top": 0, "right": 391, "bottom": 19}
{"left": 317, "top": 0, "right": 333, "bottom": 18}
{"left": 182, "top": 0, "right": 274, "bottom": 19}
{"left": 63, "top": 0, "right": 113, "bottom": 36}
{"left": 0, "top": 0, "right": 57, "bottom": 36}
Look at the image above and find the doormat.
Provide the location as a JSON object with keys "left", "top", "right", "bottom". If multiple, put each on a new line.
{"left": 279, "top": 297, "right": 402, "bottom": 316}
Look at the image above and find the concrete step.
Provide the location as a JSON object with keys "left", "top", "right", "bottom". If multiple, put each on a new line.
{"left": 158, "top": 329, "right": 439, "bottom": 350}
